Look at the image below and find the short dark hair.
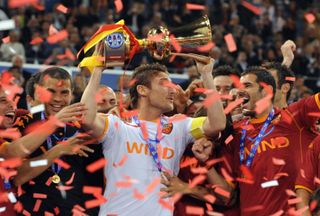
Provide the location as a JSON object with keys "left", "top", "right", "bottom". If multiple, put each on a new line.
{"left": 241, "top": 66, "right": 276, "bottom": 101}
{"left": 212, "top": 65, "right": 240, "bottom": 79}
{"left": 262, "top": 62, "right": 295, "bottom": 100}
{"left": 129, "top": 63, "right": 168, "bottom": 108}
{"left": 26, "top": 72, "right": 41, "bottom": 99}
{"left": 38, "top": 67, "right": 73, "bottom": 90}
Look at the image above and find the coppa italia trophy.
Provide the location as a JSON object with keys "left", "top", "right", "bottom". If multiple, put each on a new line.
{"left": 77, "top": 15, "right": 213, "bottom": 68}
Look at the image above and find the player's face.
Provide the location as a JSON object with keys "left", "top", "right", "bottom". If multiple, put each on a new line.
{"left": 0, "top": 89, "right": 15, "bottom": 129}
{"left": 213, "top": 75, "right": 233, "bottom": 107}
{"left": 238, "top": 74, "right": 265, "bottom": 116}
{"left": 148, "top": 72, "right": 177, "bottom": 113}
{"left": 97, "top": 87, "right": 117, "bottom": 113}
{"left": 41, "top": 77, "right": 72, "bottom": 116}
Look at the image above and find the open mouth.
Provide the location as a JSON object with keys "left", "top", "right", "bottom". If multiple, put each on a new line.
{"left": 238, "top": 92, "right": 250, "bottom": 106}
{"left": 4, "top": 111, "right": 15, "bottom": 122}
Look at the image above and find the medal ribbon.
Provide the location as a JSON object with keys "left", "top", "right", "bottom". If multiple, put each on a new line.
{"left": 41, "top": 112, "right": 63, "bottom": 175}
{"left": 240, "top": 108, "right": 275, "bottom": 167}
{"left": 132, "top": 116, "right": 165, "bottom": 173}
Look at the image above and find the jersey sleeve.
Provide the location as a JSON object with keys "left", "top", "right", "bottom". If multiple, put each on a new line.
{"left": 287, "top": 93, "right": 320, "bottom": 129}
{"left": 99, "top": 114, "right": 124, "bottom": 146}
{"left": 295, "top": 136, "right": 320, "bottom": 193}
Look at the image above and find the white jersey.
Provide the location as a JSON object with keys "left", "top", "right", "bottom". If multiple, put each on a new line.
{"left": 98, "top": 114, "right": 205, "bottom": 216}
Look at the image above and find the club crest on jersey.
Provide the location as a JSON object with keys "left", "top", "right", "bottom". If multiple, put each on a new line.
{"left": 106, "top": 32, "right": 124, "bottom": 49}
{"left": 162, "top": 123, "right": 173, "bottom": 134}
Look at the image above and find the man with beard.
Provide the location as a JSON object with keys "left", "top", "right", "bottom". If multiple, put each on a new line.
{"left": 191, "top": 66, "right": 320, "bottom": 215}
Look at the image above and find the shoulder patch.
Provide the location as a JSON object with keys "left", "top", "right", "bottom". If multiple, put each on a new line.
{"left": 162, "top": 123, "right": 173, "bottom": 134}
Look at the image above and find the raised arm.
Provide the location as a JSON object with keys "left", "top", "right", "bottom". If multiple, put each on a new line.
{"left": 0, "top": 103, "right": 86, "bottom": 159}
{"left": 13, "top": 134, "right": 93, "bottom": 186}
{"left": 81, "top": 67, "right": 106, "bottom": 138}
{"left": 195, "top": 58, "right": 226, "bottom": 137}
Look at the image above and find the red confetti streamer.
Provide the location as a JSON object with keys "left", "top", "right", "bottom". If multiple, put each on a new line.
{"left": 33, "top": 193, "right": 47, "bottom": 199}
{"left": 186, "top": 206, "right": 204, "bottom": 215}
{"left": 206, "top": 158, "right": 224, "bottom": 167}
{"left": 288, "top": 197, "right": 302, "bottom": 205}
{"left": 197, "top": 42, "right": 215, "bottom": 53}
{"left": 115, "top": 181, "right": 132, "bottom": 188}
{"left": 236, "top": 177, "right": 254, "bottom": 185}
{"left": 33, "top": 199, "right": 42, "bottom": 212}
{"left": 158, "top": 199, "right": 174, "bottom": 211}
{"left": 56, "top": 185, "right": 73, "bottom": 191}
{"left": 169, "top": 35, "right": 182, "bottom": 53}
{"left": 30, "top": 37, "right": 43, "bottom": 45}
{"left": 213, "top": 186, "right": 230, "bottom": 198}
{"left": 203, "top": 92, "right": 220, "bottom": 108}
{"left": 114, "top": 0, "right": 123, "bottom": 13}
{"left": 47, "top": 30, "right": 68, "bottom": 44}
{"left": 0, "top": 157, "right": 22, "bottom": 168}
{"left": 31, "top": 2, "right": 44, "bottom": 10}
{"left": 22, "top": 209, "right": 31, "bottom": 216}
{"left": 285, "top": 77, "right": 296, "bottom": 82}
{"left": 180, "top": 157, "right": 198, "bottom": 168}
{"left": 54, "top": 207, "right": 60, "bottom": 215}
{"left": 272, "top": 157, "right": 286, "bottom": 166}
{"left": 240, "top": 165, "right": 254, "bottom": 180}
{"left": 8, "top": 0, "right": 39, "bottom": 8}
{"left": 204, "top": 194, "right": 216, "bottom": 204}
{"left": 308, "top": 112, "right": 320, "bottom": 117}
{"left": 35, "top": 86, "right": 52, "bottom": 103}
{"left": 225, "top": 135, "right": 234, "bottom": 145}
{"left": 56, "top": 4, "right": 68, "bottom": 14}
{"left": 300, "top": 169, "right": 306, "bottom": 179}
{"left": 113, "top": 154, "right": 128, "bottom": 167}
{"left": 2, "top": 36, "right": 10, "bottom": 43}
{"left": 86, "top": 158, "right": 107, "bottom": 173}
{"left": 220, "top": 167, "right": 234, "bottom": 182}
{"left": 194, "top": 88, "right": 207, "bottom": 93}
{"left": 190, "top": 167, "right": 208, "bottom": 175}
{"left": 274, "top": 172, "right": 289, "bottom": 179}
{"left": 54, "top": 159, "right": 70, "bottom": 170}
{"left": 310, "top": 200, "right": 318, "bottom": 211}
{"left": 133, "top": 188, "right": 146, "bottom": 200}
{"left": 83, "top": 186, "right": 102, "bottom": 196}
{"left": 65, "top": 172, "right": 75, "bottom": 185}
{"left": 255, "top": 95, "right": 272, "bottom": 115}
{"left": 161, "top": 80, "right": 179, "bottom": 90}
{"left": 285, "top": 189, "right": 296, "bottom": 197}
{"left": 121, "top": 109, "right": 139, "bottom": 119}
{"left": 186, "top": 3, "right": 205, "bottom": 10}
{"left": 241, "top": 1, "right": 261, "bottom": 15}
{"left": 224, "top": 98, "right": 244, "bottom": 114}
{"left": 189, "top": 175, "right": 206, "bottom": 188}
{"left": 65, "top": 49, "right": 76, "bottom": 61}
{"left": 224, "top": 33, "right": 237, "bottom": 52}
{"left": 14, "top": 201, "right": 23, "bottom": 213}
{"left": 85, "top": 196, "right": 107, "bottom": 209}
{"left": 243, "top": 205, "right": 264, "bottom": 212}
{"left": 146, "top": 177, "right": 161, "bottom": 193}
{"left": 44, "top": 212, "right": 54, "bottom": 216}
{"left": 305, "top": 13, "right": 316, "bottom": 24}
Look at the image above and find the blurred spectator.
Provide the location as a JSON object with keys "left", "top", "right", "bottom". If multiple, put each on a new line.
{"left": 0, "top": 31, "right": 25, "bottom": 62}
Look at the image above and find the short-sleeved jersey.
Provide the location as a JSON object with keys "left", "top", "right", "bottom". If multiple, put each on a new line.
{"left": 224, "top": 94, "right": 320, "bottom": 216}
{"left": 295, "top": 135, "right": 320, "bottom": 193}
{"left": 98, "top": 114, "right": 205, "bottom": 216}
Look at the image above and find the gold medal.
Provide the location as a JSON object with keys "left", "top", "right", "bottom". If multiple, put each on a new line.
{"left": 52, "top": 174, "right": 61, "bottom": 184}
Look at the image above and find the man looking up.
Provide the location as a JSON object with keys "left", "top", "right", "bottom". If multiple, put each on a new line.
{"left": 192, "top": 66, "right": 320, "bottom": 215}
{"left": 81, "top": 56, "right": 226, "bottom": 216}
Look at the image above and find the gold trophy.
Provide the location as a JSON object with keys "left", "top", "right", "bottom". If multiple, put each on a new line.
{"left": 78, "top": 15, "right": 212, "bottom": 68}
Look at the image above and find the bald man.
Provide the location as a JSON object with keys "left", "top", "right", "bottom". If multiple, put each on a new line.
{"left": 97, "top": 85, "right": 117, "bottom": 113}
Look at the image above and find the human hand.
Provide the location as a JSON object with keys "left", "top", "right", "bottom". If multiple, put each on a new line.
{"left": 57, "top": 133, "right": 94, "bottom": 157}
{"left": 54, "top": 103, "right": 87, "bottom": 123}
{"left": 192, "top": 137, "right": 213, "bottom": 163}
{"left": 160, "top": 172, "right": 190, "bottom": 198}
{"left": 281, "top": 40, "right": 296, "bottom": 68}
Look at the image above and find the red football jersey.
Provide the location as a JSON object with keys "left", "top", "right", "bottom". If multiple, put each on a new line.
{"left": 224, "top": 94, "right": 320, "bottom": 215}
{"left": 295, "top": 135, "right": 320, "bottom": 192}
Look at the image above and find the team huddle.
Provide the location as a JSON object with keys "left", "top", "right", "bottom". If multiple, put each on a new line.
{"left": 0, "top": 39, "right": 319, "bottom": 216}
